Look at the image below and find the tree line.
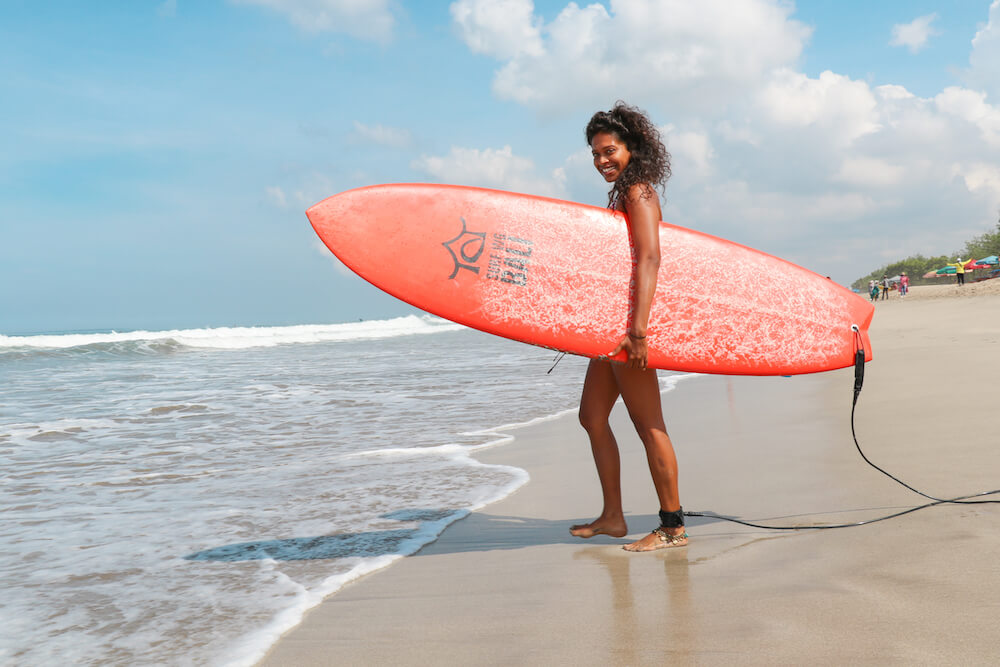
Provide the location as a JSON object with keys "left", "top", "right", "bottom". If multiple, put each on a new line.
{"left": 851, "top": 214, "right": 1000, "bottom": 290}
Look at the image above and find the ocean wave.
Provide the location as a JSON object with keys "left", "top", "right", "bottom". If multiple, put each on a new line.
{"left": 0, "top": 315, "right": 465, "bottom": 354}
{"left": 1, "top": 418, "right": 119, "bottom": 447}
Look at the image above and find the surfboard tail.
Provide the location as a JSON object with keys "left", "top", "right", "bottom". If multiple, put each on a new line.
{"left": 856, "top": 304, "right": 875, "bottom": 363}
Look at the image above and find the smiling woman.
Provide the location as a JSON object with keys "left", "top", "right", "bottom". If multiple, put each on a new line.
{"left": 571, "top": 102, "right": 686, "bottom": 552}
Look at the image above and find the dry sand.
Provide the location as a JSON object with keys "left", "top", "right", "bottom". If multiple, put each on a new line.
{"left": 260, "top": 285, "right": 1000, "bottom": 666}
{"left": 877, "top": 277, "right": 1000, "bottom": 301}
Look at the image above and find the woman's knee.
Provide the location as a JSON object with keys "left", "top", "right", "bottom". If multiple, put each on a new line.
{"left": 630, "top": 418, "right": 667, "bottom": 446}
{"left": 579, "top": 405, "right": 608, "bottom": 434}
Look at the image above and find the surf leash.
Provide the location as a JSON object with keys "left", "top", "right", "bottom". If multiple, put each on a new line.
{"left": 685, "top": 324, "right": 1000, "bottom": 531}
{"left": 547, "top": 351, "right": 567, "bottom": 374}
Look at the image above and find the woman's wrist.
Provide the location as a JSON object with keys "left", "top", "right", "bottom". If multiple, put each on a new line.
{"left": 628, "top": 330, "right": 647, "bottom": 339}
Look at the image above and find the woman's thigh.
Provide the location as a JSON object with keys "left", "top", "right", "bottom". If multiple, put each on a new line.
{"left": 579, "top": 359, "right": 620, "bottom": 426}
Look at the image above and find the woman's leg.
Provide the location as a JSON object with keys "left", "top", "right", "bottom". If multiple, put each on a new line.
{"left": 570, "top": 359, "right": 628, "bottom": 538}
{"left": 611, "top": 364, "right": 687, "bottom": 551}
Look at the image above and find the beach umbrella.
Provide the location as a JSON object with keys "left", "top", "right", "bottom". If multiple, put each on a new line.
{"left": 922, "top": 270, "right": 939, "bottom": 278}
{"left": 977, "top": 255, "right": 998, "bottom": 265}
{"left": 935, "top": 266, "right": 957, "bottom": 274}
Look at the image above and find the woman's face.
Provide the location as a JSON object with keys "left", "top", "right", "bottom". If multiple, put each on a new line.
{"left": 591, "top": 132, "right": 631, "bottom": 183}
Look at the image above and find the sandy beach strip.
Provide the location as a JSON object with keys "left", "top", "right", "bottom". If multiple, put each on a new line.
{"left": 260, "top": 284, "right": 1000, "bottom": 666}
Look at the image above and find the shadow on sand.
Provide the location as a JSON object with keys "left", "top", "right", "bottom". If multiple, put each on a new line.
{"left": 183, "top": 509, "right": 727, "bottom": 562}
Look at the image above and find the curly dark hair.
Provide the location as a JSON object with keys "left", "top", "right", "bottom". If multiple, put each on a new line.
{"left": 585, "top": 101, "right": 671, "bottom": 209}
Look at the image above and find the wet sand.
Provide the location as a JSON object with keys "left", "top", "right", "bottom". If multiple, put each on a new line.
{"left": 260, "top": 285, "right": 1000, "bottom": 665}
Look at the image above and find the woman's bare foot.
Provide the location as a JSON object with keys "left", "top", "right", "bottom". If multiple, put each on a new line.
{"left": 622, "top": 527, "right": 687, "bottom": 552}
{"left": 569, "top": 516, "right": 628, "bottom": 538}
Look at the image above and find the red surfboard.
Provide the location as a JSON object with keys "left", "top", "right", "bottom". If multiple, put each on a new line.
{"left": 307, "top": 184, "right": 873, "bottom": 375}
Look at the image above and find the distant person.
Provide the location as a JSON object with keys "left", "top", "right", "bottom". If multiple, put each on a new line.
{"left": 570, "top": 102, "right": 686, "bottom": 552}
{"left": 881, "top": 274, "right": 890, "bottom": 300}
{"left": 869, "top": 280, "right": 878, "bottom": 302}
{"left": 899, "top": 272, "right": 909, "bottom": 297}
{"left": 954, "top": 259, "right": 966, "bottom": 286}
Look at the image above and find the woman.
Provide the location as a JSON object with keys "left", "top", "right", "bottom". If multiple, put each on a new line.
{"left": 569, "top": 102, "right": 686, "bottom": 552}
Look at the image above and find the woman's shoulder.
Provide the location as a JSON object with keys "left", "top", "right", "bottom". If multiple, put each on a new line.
{"left": 622, "top": 182, "right": 660, "bottom": 211}
{"left": 623, "top": 182, "right": 657, "bottom": 200}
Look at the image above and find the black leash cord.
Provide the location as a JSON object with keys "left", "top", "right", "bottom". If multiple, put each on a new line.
{"left": 547, "top": 351, "right": 567, "bottom": 374}
{"left": 685, "top": 328, "right": 1000, "bottom": 531}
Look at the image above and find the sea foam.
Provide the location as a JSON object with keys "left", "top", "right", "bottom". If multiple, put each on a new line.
{"left": 0, "top": 314, "right": 463, "bottom": 351}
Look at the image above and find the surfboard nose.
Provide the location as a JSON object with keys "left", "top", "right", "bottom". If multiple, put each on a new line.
{"left": 306, "top": 197, "right": 339, "bottom": 234}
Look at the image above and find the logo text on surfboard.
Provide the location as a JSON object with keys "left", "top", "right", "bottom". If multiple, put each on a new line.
{"left": 487, "top": 232, "right": 532, "bottom": 286}
{"left": 443, "top": 218, "right": 532, "bottom": 286}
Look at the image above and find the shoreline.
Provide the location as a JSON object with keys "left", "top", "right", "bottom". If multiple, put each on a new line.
{"left": 259, "top": 290, "right": 1000, "bottom": 665}
{"left": 239, "top": 375, "right": 699, "bottom": 664}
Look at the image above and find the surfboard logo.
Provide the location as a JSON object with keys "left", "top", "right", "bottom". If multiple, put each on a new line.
{"left": 442, "top": 217, "right": 487, "bottom": 278}
{"left": 442, "top": 218, "right": 533, "bottom": 286}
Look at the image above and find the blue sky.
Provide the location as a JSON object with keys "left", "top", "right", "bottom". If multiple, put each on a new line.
{"left": 3, "top": 0, "right": 1000, "bottom": 334}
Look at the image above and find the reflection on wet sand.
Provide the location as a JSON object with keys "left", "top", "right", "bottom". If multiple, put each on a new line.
{"left": 574, "top": 545, "right": 693, "bottom": 662}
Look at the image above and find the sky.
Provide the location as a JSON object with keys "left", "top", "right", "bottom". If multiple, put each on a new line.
{"left": 2, "top": 0, "right": 1000, "bottom": 334}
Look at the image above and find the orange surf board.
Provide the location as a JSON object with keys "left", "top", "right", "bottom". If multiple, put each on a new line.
{"left": 307, "top": 184, "right": 873, "bottom": 375}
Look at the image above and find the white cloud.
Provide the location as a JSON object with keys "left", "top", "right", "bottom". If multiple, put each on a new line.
{"left": 954, "top": 163, "right": 1000, "bottom": 199}
{"left": 663, "top": 126, "right": 714, "bottom": 178}
{"left": 968, "top": 1, "right": 1000, "bottom": 99}
{"left": 715, "top": 120, "right": 761, "bottom": 147}
{"left": 833, "top": 157, "right": 906, "bottom": 188}
{"left": 874, "top": 84, "right": 951, "bottom": 144}
{"left": 231, "top": 0, "right": 395, "bottom": 43}
{"left": 934, "top": 87, "right": 1000, "bottom": 148}
{"left": 450, "top": 0, "right": 543, "bottom": 59}
{"left": 755, "top": 69, "right": 880, "bottom": 146}
{"left": 875, "top": 84, "right": 914, "bottom": 102}
{"left": 265, "top": 185, "right": 288, "bottom": 207}
{"left": 453, "top": 0, "right": 811, "bottom": 115}
{"left": 351, "top": 121, "right": 412, "bottom": 149}
{"left": 412, "top": 145, "right": 566, "bottom": 198}
{"left": 889, "top": 13, "right": 939, "bottom": 53}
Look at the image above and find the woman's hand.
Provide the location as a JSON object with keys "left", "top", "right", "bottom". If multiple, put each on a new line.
{"left": 609, "top": 333, "right": 649, "bottom": 370}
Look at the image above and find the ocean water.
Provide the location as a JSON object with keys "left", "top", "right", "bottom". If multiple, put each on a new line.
{"left": 0, "top": 317, "right": 582, "bottom": 665}
{"left": 0, "top": 316, "right": 689, "bottom": 666}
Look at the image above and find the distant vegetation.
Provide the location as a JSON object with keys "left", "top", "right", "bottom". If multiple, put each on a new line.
{"left": 852, "top": 214, "right": 1000, "bottom": 290}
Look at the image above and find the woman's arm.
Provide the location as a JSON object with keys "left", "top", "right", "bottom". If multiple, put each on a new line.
{"left": 609, "top": 184, "right": 662, "bottom": 368}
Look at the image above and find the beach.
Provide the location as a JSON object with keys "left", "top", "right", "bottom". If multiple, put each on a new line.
{"left": 260, "top": 283, "right": 1000, "bottom": 666}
